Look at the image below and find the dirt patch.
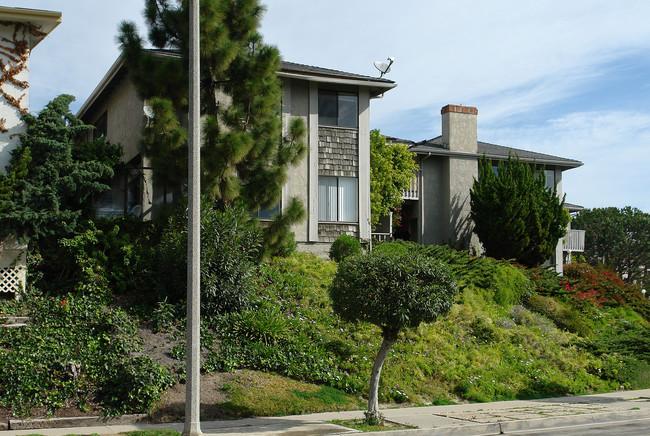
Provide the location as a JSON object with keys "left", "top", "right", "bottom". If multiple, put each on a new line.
{"left": 150, "top": 372, "right": 240, "bottom": 423}
{"left": 136, "top": 325, "right": 183, "bottom": 370}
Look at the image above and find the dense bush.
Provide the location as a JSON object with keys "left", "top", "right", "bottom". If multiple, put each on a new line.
{"left": 374, "top": 240, "right": 532, "bottom": 306}
{"left": 153, "top": 200, "right": 263, "bottom": 317}
{"left": 329, "top": 234, "right": 362, "bottom": 262}
{"left": 100, "top": 355, "right": 175, "bottom": 415}
{"left": 330, "top": 247, "right": 458, "bottom": 330}
{"left": 580, "top": 320, "right": 650, "bottom": 389}
{"left": 28, "top": 218, "right": 155, "bottom": 300}
{"left": 525, "top": 294, "right": 591, "bottom": 336}
{"left": 0, "top": 294, "right": 173, "bottom": 416}
{"left": 203, "top": 256, "right": 356, "bottom": 393}
{"left": 563, "top": 263, "right": 650, "bottom": 320}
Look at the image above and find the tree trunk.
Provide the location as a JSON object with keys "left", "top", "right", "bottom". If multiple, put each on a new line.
{"left": 366, "top": 334, "right": 396, "bottom": 424}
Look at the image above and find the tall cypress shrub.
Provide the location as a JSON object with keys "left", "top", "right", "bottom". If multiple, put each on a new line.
{"left": 470, "top": 154, "right": 568, "bottom": 267}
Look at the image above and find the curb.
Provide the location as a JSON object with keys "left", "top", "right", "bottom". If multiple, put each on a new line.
{"left": 8, "top": 413, "right": 148, "bottom": 430}
{"left": 350, "top": 409, "right": 650, "bottom": 436}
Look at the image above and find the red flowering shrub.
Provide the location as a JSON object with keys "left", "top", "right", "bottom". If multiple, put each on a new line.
{"left": 563, "top": 263, "right": 650, "bottom": 319}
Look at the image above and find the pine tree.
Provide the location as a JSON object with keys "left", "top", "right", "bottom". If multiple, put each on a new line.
{"left": 117, "top": 0, "right": 306, "bottom": 254}
{"left": 0, "top": 94, "right": 121, "bottom": 242}
{"left": 470, "top": 154, "right": 569, "bottom": 267}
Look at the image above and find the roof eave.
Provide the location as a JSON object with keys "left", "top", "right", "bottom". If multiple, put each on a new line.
{"left": 410, "top": 147, "right": 583, "bottom": 169}
{"left": 76, "top": 55, "right": 126, "bottom": 119}
{"left": 277, "top": 71, "right": 397, "bottom": 97}
{"left": 0, "top": 7, "right": 62, "bottom": 49}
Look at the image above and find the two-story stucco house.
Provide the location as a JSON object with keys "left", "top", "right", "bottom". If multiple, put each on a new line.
{"left": 77, "top": 53, "right": 395, "bottom": 256}
{"left": 376, "top": 104, "right": 584, "bottom": 273}
{"left": 0, "top": 6, "right": 60, "bottom": 298}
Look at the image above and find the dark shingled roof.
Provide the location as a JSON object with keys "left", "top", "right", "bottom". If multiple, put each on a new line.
{"left": 280, "top": 61, "right": 395, "bottom": 84}
{"left": 407, "top": 136, "right": 583, "bottom": 169}
{"left": 146, "top": 50, "right": 395, "bottom": 84}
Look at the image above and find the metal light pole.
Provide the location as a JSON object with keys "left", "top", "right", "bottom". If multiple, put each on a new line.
{"left": 183, "top": 0, "right": 201, "bottom": 435}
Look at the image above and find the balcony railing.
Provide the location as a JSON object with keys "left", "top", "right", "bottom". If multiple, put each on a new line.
{"left": 402, "top": 168, "right": 421, "bottom": 200}
{"left": 563, "top": 229, "right": 585, "bottom": 252}
{"left": 371, "top": 232, "right": 394, "bottom": 243}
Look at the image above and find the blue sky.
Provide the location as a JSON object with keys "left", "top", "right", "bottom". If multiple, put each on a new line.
{"left": 10, "top": 0, "right": 650, "bottom": 212}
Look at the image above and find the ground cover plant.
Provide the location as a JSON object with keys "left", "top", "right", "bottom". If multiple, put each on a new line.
{"left": 0, "top": 293, "right": 174, "bottom": 417}
{"left": 3, "top": 238, "right": 650, "bottom": 421}
{"left": 197, "top": 242, "right": 650, "bottom": 415}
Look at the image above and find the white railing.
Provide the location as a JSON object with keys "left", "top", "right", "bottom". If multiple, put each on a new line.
{"left": 371, "top": 232, "right": 393, "bottom": 243}
{"left": 402, "top": 169, "right": 421, "bottom": 200}
{"left": 563, "top": 229, "right": 585, "bottom": 252}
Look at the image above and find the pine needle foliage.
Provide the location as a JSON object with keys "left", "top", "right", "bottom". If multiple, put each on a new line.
{"left": 470, "top": 154, "right": 569, "bottom": 267}
{"left": 118, "top": 0, "right": 306, "bottom": 255}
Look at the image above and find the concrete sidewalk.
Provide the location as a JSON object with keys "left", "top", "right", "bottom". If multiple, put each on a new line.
{"left": 4, "top": 389, "right": 650, "bottom": 435}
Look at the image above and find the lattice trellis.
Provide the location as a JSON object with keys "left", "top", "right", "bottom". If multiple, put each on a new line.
{"left": 0, "top": 266, "right": 24, "bottom": 294}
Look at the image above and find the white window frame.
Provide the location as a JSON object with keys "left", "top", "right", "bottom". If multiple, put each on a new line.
{"left": 318, "top": 176, "right": 358, "bottom": 222}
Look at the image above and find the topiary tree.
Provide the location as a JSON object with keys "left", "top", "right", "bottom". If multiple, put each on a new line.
{"left": 470, "top": 154, "right": 569, "bottom": 267}
{"left": 329, "top": 233, "right": 362, "bottom": 262}
{"left": 329, "top": 246, "right": 458, "bottom": 424}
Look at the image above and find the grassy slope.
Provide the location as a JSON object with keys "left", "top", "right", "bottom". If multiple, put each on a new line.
{"left": 207, "top": 248, "right": 650, "bottom": 414}
{"left": 4, "top": 245, "right": 650, "bottom": 419}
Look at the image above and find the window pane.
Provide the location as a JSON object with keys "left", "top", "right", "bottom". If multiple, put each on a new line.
{"left": 318, "top": 91, "right": 337, "bottom": 126}
{"left": 258, "top": 202, "right": 280, "bottom": 220}
{"left": 338, "top": 177, "right": 358, "bottom": 222}
{"left": 318, "top": 176, "right": 337, "bottom": 221}
{"left": 93, "top": 111, "right": 107, "bottom": 140}
{"left": 338, "top": 93, "right": 358, "bottom": 128}
{"left": 545, "top": 169, "right": 555, "bottom": 190}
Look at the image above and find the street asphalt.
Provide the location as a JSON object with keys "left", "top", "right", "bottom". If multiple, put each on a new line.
{"left": 3, "top": 388, "right": 650, "bottom": 435}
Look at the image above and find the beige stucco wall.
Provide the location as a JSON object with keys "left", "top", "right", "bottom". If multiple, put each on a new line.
{"left": 84, "top": 77, "right": 144, "bottom": 162}
{"left": 419, "top": 156, "right": 446, "bottom": 245}
{"left": 448, "top": 156, "right": 479, "bottom": 250}
{"left": 284, "top": 78, "right": 310, "bottom": 243}
{"left": 357, "top": 88, "right": 371, "bottom": 240}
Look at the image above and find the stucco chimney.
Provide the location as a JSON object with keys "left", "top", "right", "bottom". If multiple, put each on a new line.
{"left": 441, "top": 104, "right": 478, "bottom": 153}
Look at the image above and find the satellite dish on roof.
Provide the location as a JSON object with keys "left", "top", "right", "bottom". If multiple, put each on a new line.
{"left": 143, "top": 105, "right": 154, "bottom": 119}
{"left": 374, "top": 56, "right": 395, "bottom": 78}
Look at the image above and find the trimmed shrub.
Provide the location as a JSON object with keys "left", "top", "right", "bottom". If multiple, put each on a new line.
{"left": 153, "top": 199, "right": 263, "bottom": 317}
{"left": 526, "top": 294, "right": 591, "bottom": 336}
{"left": 329, "top": 234, "right": 362, "bottom": 262}
{"left": 100, "top": 355, "right": 175, "bottom": 415}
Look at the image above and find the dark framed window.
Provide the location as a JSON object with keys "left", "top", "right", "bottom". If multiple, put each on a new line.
{"left": 257, "top": 202, "right": 280, "bottom": 220}
{"left": 93, "top": 111, "right": 107, "bottom": 140}
{"left": 318, "top": 91, "right": 358, "bottom": 128}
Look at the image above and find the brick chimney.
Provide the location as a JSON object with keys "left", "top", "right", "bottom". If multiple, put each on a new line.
{"left": 441, "top": 104, "right": 478, "bottom": 153}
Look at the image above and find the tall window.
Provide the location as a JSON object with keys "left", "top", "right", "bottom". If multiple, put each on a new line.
{"left": 318, "top": 91, "right": 358, "bottom": 128}
{"left": 318, "top": 176, "right": 358, "bottom": 222}
{"left": 544, "top": 169, "right": 556, "bottom": 190}
{"left": 93, "top": 111, "right": 107, "bottom": 140}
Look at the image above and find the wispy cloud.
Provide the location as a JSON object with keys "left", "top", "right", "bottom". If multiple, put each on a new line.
{"left": 481, "top": 110, "right": 650, "bottom": 212}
